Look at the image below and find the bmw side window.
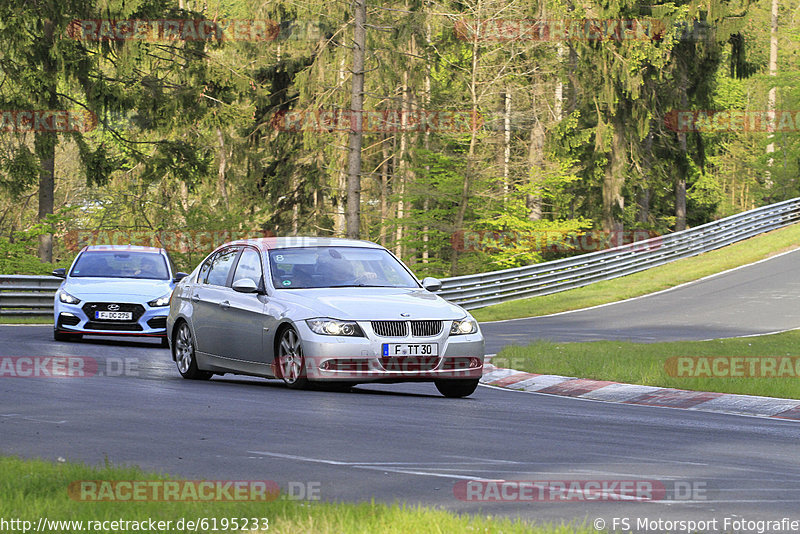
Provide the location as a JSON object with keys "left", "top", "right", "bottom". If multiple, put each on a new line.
{"left": 198, "top": 254, "right": 215, "bottom": 284}
{"left": 232, "top": 248, "right": 263, "bottom": 286}
{"left": 205, "top": 248, "right": 239, "bottom": 286}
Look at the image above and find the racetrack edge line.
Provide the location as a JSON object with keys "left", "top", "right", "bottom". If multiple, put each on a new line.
{"left": 479, "top": 246, "right": 800, "bottom": 324}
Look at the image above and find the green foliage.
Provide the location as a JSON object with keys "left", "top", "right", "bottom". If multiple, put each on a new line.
{"left": 687, "top": 171, "right": 724, "bottom": 224}
{"left": 0, "top": 236, "right": 55, "bottom": 274}
{"left": 0, "top": 0, "right": 795, "bottom": 279}
{"left": 0, "top": 145, "right": 38, "bottom": 198}
{"left": 0, "top": 210, "right": 75, "bottom": 273}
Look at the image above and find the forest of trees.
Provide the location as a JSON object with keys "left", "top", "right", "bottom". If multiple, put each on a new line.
{"left": 0, "top": 0, "right": 798, "bottom": 276}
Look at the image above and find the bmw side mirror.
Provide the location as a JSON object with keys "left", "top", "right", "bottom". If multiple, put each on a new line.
{"left": 173, "top": 272, "right": 189, "bottom": 283}
{"left": 232, "top": 278, "right": 259, "bottom": 294}
{"left": 52, "top": 268, "right": 66, "bottom": 279}
{"left": 422, "top": 277, "right": 442, "bottom": 292}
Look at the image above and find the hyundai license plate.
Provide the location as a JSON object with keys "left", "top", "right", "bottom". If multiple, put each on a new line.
{"left": 95, "top": 311, "right": 133, "bottom": 320}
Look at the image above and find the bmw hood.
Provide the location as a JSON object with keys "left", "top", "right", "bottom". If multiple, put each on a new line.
{"left": 63, "top": 278, "right": 172, "bottom": 301}
{"left": 275, "top": 288, "right": 469, "bottom": 321}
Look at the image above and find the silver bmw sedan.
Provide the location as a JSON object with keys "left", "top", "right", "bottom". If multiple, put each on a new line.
{"left": 166, "top": 237, "right": 485, "bottom": 397}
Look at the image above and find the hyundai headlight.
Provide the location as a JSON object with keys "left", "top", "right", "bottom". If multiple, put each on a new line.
{"left": 58, "top": 290, "right": 81, "bottom": 305}
{"left": 450, "top": 318, "right": 478, "bottom": 335}
{"left": 306, "top": 318, "right": 365, "bottom": 337}
{"left": 147, "top": 293, "right": 171, "bottom": 307}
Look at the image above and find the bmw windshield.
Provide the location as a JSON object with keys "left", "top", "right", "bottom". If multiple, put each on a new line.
{"left": 268, "top": 247, "right": 419, "bottom": 289}
{"left": 70, "top": 251, "right": 170, "bottom": 280}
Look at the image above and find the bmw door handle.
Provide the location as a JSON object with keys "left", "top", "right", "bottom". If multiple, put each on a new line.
{"left": 219, "top": 300, "right": 231, "bottom": 310}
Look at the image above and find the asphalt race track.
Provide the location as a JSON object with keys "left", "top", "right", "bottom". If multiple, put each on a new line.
{"left": 481, "top": 249, "right": 800, "bottom": 353}
{"left": 3, "top": 250, "right": 800, "bottom": 531}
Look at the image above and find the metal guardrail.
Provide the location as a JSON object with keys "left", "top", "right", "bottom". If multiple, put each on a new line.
{"left": 2, "top": 197, "right": 800, "bottom": 315}
{"left": 0, "top": 275, "right": 62, "bottom": 316}
{"left": 438, "top": 197, "right": 800, "bottom": 309}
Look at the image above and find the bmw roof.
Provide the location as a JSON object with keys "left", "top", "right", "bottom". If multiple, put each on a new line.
{"left": 226, "top": 237, "right": 385, "bottom": 251}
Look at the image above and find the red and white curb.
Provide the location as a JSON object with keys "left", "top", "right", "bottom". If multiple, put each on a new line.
{"left": 480, "top": 361, "right": 800, "bottom": 421}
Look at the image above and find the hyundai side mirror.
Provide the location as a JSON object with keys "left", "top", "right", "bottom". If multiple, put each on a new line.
{"left": 52, "top": 268, "right": 66, "bottom": 278}
{"left": 173, "top": 272, "right": 189, "bottom": 283}
{"left": 422, "top": 277, "right": 442, "bottom": 292}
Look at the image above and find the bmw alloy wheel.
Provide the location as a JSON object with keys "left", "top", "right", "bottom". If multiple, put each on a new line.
{"left": 277, "top": 327, "right": 308, "bottom": 389}
{"left": 174, "top": 322, "right": 211, "bottom": 380}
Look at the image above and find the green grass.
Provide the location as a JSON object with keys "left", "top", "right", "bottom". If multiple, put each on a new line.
{"left": 0, "top": 456, "right": 592, "bottom": 534}
{"left": 472, "top": 223, "right": 800, "bottom": 322}
{"left": 493, "top": 330, "right": 800, "bottom": 399}
{"left": 0, "top": 316, "right": 52, "bottom": 324}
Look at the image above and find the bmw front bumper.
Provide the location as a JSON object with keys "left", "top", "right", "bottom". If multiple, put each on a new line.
{"left": 292, "top": 320, "right": 485, "bottom": 382}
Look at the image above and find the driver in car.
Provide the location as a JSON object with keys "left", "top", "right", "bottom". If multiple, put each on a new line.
{"left": 319, "top": 255, "right": 377, "bottom": 286}
{"left": 136, "top": 257, "right": 161, "bottom": 278}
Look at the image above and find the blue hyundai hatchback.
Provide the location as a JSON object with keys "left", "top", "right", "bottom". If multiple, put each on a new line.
{"left": 52, "top": 245, "right": 187, "bottom": 345}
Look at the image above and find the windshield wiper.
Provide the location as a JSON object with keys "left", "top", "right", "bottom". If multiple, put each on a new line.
{"left": 327, "top": 284, "right": 397, "bottom": 288}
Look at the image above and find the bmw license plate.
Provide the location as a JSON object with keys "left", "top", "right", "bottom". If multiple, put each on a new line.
{"left": 382, "top": 343, "right": 438, "bottom": 357}
{"left": 95, "top": 311, "right": 133, "bottom": 320}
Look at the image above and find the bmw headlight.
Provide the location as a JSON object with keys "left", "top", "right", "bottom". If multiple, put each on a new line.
{"left": 147, "top": 293, "right": 171, "bottom": 307}
{"left": 58, "top": 290, "right": 81, "bottom": 305}
{"left": 450, "top": 318, "right": 478, "bottom": 335}
{"left": 306, "top": 318, "right": 365, "bottom": 337}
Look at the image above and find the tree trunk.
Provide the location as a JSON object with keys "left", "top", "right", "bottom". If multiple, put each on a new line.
{"left": 379, "top": 135, "right": 390, "bottom": 246}
{"left": 554, "top": 44, "right": 564, "bottom": 120}
{"left": 333, "top": 60, "right": 348, "bottom": 236}
{"left": 216, "top": 128, "right": 229, "bottom": 210}
{"left": 637, "top": 188, "right": 651, "bottom": 224}
{"left": 422, "top": 25, "right": 432, "bottom": 263}
{"left": 36, "top": 132, "right": 55, "bottom": 263}
{"left": 345, "top": 0, "right": 366, "bottom": 239}
{"left": 675, "top": 76, "right": 688, "bottom": 231}
{"left": 394, "top": 72, "right": 409, "bottom": 258}
{"left": 450, "top": 24, "right": 480, "bottom": 275}
{"left": 526, "top": 119, "right": 545, "bottom": 220}
{"left": 291, "top": 172, "right": 299, "bottom": 235}
{"left": 602, "top": 115, "right": 625, "bottom": 233}
{"left": 638, "top": 131, "right": 653, "bottom": 224}
{"left": 496, "top": 91, "right": 511, "bottom": 201}
{"left": 503, "top": 91, "right": 511, "bottom": 199}
{"left": 675, "top": 173, "right": 687, "bottom": 231}
{"left": 179, "top": 181, "right": 189, "bottom": 214}
{"left": 36, "top": 19, "right": 58, "bottom": 263}
{"left": 765, "top": 0, "right": 779, "bottom": 188}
